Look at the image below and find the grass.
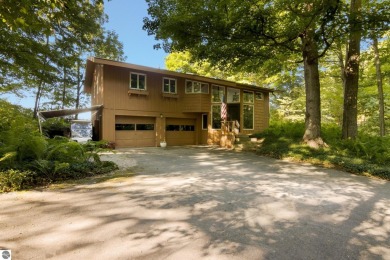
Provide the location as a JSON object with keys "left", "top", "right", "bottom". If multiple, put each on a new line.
{"left": 244, "top": 122, "right": 390, "bottom": 181}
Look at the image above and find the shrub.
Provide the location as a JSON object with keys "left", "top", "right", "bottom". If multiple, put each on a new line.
{"left": 83, "top": 140, "right": 115, "bottom": 151}
{"left": 0, "top": 169, "right": 35, "bottom": 192}
{"left": 0, "top": 152, "right": 17, "bottom": 169}
{"left": 0, "top": 100, "right": 120, "bottom": 192}
{"left": 46, "top": 139, "right": 86, "bottom": 163}
{"left": 253, "top": 121, "right": 305, "bottom": 141}
{"left": 41, "top": 118, "right": 70, "bottom": 138}
{"left": 252, "top": 122, "right": 390, "bottom": 180}
{"left": 30, "top": 159, "right": 70, "bottom": 182}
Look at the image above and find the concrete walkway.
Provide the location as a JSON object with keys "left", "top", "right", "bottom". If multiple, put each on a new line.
{"left": 1, "top": 146, "right": 389, "bottom": 259}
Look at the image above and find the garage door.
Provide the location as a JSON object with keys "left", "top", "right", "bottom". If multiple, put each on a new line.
{"left": 115, "top": 116, "right": 156, "bottom": 147}
{"left": 166, "top": 118, "right": 196, "bottom": 146}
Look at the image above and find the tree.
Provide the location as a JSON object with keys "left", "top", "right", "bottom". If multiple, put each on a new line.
{"left": 372, "top": 35, "right": 385, "bottom": 136}
{"left": 144, "top": 0, "right": 344, "bottom": 147}
{"left": 342, "top": 0, "right": 362, "bottom": 139}
{"left": 364, "top": 1, "right": 390, "bottom": 137}
{"left": 357, "top": 35, "right": 389, "bottom": 136}
{"left": 0, "top": 0, "right": 126, "bottom": 118}
{"left": 166, "top": 51, "right": 305, "bottom": 121}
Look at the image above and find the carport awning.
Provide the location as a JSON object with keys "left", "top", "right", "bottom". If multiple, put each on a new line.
{"left": 38, "top": 105, "right": 103, "bottom": 119}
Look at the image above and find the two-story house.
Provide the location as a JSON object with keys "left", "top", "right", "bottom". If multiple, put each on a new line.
{"left": 84, "top": 57, "right": 273, "bottom": 148}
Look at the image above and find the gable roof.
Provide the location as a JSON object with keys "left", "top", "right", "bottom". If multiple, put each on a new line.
{"left": 84, "top": 57, "right": 275, "bottom": 94}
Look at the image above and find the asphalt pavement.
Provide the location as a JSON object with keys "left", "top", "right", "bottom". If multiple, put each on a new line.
{"left": 1, "top": 146, "right": 389, "bottom": 259}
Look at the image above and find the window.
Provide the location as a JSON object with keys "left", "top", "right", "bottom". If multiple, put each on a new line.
{"left": 243, "top": 91, "right": 254, "bottom": 103}
{"left": 130, "top": 73, "right": 146, "bottom": 90}
{"left": 201, "top": 83, "right": 209, "bottom": 93}
{"left": 163, "top": 78, "right": 177, "bottom": 94}
{"left": 202, "top": 114, "right": 208, "bottom": 130}
{"left": 116, "top": 123, "right": 154, "bottom": 131}
{"left": 185, "top": 80, "right": 209, "bottom": 94}
{"left": 212, "top": 85, "right": 225, "bottom": 103}
{"left": 194, "top": 82, "right": 201, "bottom": 93}
{"left": 166, "top": 125, "right": 180, "bottom": 131}
{"left": 181, "top": 125, "right": 195, "bottom": 131}
{"left": 243, "top": 105, "right": 254, "bottom": 129}
{"left": 211, "top": 105, "right": 221, "bottom": 129}
{"left": 227, "top": 88, "right": 240, "bottom": 103}
{"left": 166, "top": 125, "right": 195, "bottom": 131}
{"left": 136, "top": 124, "right": 154, "bottom": 130}
{"left": 115, "top": 124, "right": 135, "bottom": 130}
{"left": 255, "top": 92, "right": 263, "bottom": 100}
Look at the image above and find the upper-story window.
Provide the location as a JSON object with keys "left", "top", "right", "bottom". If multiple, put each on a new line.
{"left": 163, "top": 78, "right": 177, "bottom": 94}
{"left": 243, "top": 91, "right": 254, "bottom": 130}
{"left": 130, "top": 72, "right": 147, "bottom": 90}
{"left": 211, "top": 85, "right": 225, "bottom": 103}
{"left": 243, "top": 91, "right": 254, "bottom": 103}
{"left": 255, "top": 92, "right": 263, "bottom": 100}
{"left": 227, "top": 88, "right": 240, "bottom": 103}
{"left": 185, "top": 80, "right": 209, "bottom": 94}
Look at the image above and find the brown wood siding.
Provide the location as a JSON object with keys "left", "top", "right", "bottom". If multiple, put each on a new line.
{"left": 103, "top": 65, "right": 191, "bottom": 113}
{"left": 256, "top": 92, "right": 269, "bottom": 131}
{"left": 101, "top": 109, "right": 116, "bottom": 143}
{"left": 182, "top": 93, "right": 211, "bottom": 112}
{"left": 90, "top": 61, "right": 271, "bottom": 147}
{"left": 91, "top": 64, "right": 104, "bottom": 106}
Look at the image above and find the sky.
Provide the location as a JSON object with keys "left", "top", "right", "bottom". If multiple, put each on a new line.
{"left": 104, "top": 0, "right": 167, "bottom": 68}
{"left": 3, "top": 0, "right": 167, "bottom": 116}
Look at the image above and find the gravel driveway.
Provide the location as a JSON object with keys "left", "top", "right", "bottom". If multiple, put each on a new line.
{"left": 1, "top": 146, "right": 390, "bottom": 259}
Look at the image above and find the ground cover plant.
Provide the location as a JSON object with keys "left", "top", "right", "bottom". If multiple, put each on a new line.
{"left": 250, "top": 121, "right": 390, "bottom": 181}
{"left": 0, "top": 100, "right": 118, "bottom": 192}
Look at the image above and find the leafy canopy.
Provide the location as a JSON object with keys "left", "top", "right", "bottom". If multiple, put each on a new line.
{"left": 144, "top": 0, "right": 344, "bottom": 70}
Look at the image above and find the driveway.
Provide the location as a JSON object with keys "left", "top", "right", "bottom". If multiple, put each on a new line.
{"left": 1, "top": 146, "right": 389, "bottom": 259}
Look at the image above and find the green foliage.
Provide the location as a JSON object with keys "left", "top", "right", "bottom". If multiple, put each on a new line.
{"left": 144, "top": 0, "right": 346, "bottom": 69}
{"left": 82, "top": 140, "right": 116, "bottom": 151}
{"left": 253, "top": 121, "right": 390, "bottom": 180}
{"left": 30, "top": 160, "right": 70, "bottom": 182}
{"left": 46, "top": 139, "right": 86, "bottom": 163}
{"left": 0, "top": 169, "right": 35, "bottom": 192}
{"left": 0, "top": 152, "right": 17, "bottom": 169}
{"left": 254, "top": 121, "right": 305, "bottom": 141}
{"left": 0, "top": 101, "right": 118, "bottom": 192}
{"left": 1, "top": 1, "right": 126, "bottom": 113}
{"left": 41, "top": 118, "right": 70, "bottom": 138}
{"left": 0, "top": 99, "right": 46, "bottom": 163}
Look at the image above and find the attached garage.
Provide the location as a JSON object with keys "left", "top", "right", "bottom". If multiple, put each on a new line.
{"left": 166, "top": 118, "right": 196, "bottom": 146}
{"left": 115, "top": 116, "right": 156, "bottom": 147}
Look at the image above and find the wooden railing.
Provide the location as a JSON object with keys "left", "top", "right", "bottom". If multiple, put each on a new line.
{"left": 222, "top": 120, "right": 240, "bottom": 135}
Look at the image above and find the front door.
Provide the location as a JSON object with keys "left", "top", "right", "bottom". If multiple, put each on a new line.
{"left": 228, "top": 104, "right": 240, "bottom": 124}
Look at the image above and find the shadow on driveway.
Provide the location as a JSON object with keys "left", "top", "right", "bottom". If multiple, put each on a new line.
{"left": 1, "top": 146, "right": 389, "bottom": 259}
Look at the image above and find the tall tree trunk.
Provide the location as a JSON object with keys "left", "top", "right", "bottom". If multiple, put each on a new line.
{"left": 33, "top": 81, "right": 44, "bottom": 118}
{"left": 33, "top": 35, "right": 50, "bottom": 119}
{"left": 75, "top": 58, "right": 82, "bottom": 120}
{"left": 336, "top": 42, "right": 347, "bottom": 91}
{"left": 301, "top": 29, "right": 324, "bottom": 148}
{"left": 372, "top": 36, "right": 385, "bottom": 136}
{"left": 62, "top": 65, "right": 66, "bottom": 109}
{"left": 342, "top": 0, "right": 362, "bottom": 139}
